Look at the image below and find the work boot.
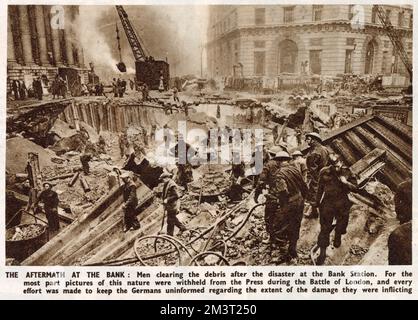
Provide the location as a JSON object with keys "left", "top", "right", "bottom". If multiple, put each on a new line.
{"left": 333, "top": 233, "right": 342, "bottom": 248}
{"left": 131, "top": 222, "right": 141, "bottom": 231}
{"left": 315, "top": 247, "right": 326, "bottom": 265}
{"left": 287, "top": 244, "right": 298, "bottom": 260}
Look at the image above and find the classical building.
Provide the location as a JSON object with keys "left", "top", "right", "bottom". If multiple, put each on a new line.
{"left": 7, "top": 5, "right": 90, "bottom": 95}
{"left": 206, "top": 5, "right": 412, "bottom": 81}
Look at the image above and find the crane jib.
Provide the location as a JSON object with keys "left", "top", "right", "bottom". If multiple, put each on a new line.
{"left": 115, "top": 5, "right": 147, "bottom": 61}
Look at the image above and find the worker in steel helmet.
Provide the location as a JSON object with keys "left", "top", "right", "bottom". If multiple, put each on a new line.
{"left": 255, "top": 148, "right": 308, "bottom": 261}
{"left": 121, "top": 172, "right": 140, "bottom": 232}
{"left": 314, "top": 153, "right": 357, "bottom": 265}
{"left": 273, "top": 150, "right": 308, "bottom": 260}
{"left": 254, "top": 146, "right": 282, "bottom": 247}
{"left": 34, "top": 182, "right": 60, "bottom": 232}
{"left": 160, "top": 172, "right": 187, "bottom": 236}
{"left": 304, "top": 132, "right": 330, "bottom": 218}
{"left": 388, "top": 179, "right": 412, "bottom": 265}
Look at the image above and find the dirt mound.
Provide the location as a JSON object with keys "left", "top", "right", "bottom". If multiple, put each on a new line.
{"left": 6, "top": 137, "right": 55, "bottom": 174}
{"left": 49, "top": 119, "right": 77, "bottom": 139}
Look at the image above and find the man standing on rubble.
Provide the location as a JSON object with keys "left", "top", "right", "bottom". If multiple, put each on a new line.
{"left": 80, "top": 139, "right": 95, "bottom": 175}
{"left": 160, "top": 172, "right": 187, "bottom": 236}
{"left": 121, "top": 172, "right": 141, "bottom": 232}
{"left": 305, "top": 132, "right": 329, "bottom": 218}
{"left": 314, "top": 154, "right": 357, "bottom": 265}
{"left": 34, "top": 182, "right": 60, "bottom": 232}
{"left": 388, "top": 178, "right": 412, "bottom": 265}
{"left": 119, "top": 131, "right": 128, "bottom": 159}
{"left": 255, "top": 148, "right": 307, "bottom": 260}
{"left": 173, "top": 86, "right": 179, "bottom": 102}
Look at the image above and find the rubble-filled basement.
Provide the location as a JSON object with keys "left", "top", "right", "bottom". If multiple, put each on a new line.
{"left": 5, "top": 4, "right": 412, "bottom": 267}
{"left": 5, "top": 82, "right": 412, "bottom": 266}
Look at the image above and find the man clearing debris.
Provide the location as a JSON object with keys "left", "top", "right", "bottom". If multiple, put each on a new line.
{"left": 160, "top": 172, "right": 187, "bottom": 236}
{"left": 176, "top": 162, "right": 193, "bottom": 191}
{"left": 304, "top": 132, "right": 329, "bottom": 218}
{"left": 255, "top": 148, "right": 308, "bottom": 261}
{"left": 314, "top": 154, "right": 358, "bottom": 265}
{"left": 34, "top": 182, "right": 60, "bottom": 233}
{"left": 172, "top": 86, "right": 179, "bottom": 102}
{"left": 121, "top": 172, "right": 141, "bottom": 232}
{"left": 80, "top": 143, "right": 94, "bottom": 175}
{"left": 388, "top": 179, "right": 412, "bottom": 265}
{"left": 98, "top": 135, "right": 107, "bottom": 154}
{"left": 118, "top": 132, "right": 128, "bottom": 159}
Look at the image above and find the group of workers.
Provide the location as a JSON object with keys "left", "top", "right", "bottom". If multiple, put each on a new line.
{"left": 29, "top": 125, "right": 411, "bottom": 266}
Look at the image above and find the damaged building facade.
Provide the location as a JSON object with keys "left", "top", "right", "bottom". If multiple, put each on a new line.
{"left": 207, "top": 5, "right": 412, "bottom": 84}
{"left": 7, "top": 5, "right": 89, "bottom": 95}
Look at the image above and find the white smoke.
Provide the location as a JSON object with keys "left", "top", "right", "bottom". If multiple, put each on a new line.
{"left": 74, "top": 5, "right": 208, "bottom": 80}
{"left": 75, "top": 6, "right": 135, "bottom": 80}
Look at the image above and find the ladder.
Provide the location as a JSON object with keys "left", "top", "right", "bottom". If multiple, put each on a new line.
{"left": 374, "top": 5, "right": 412, "bottom": 79}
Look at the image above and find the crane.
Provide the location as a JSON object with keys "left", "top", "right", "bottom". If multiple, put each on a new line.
{"left": 115, "top": 5, "right": 147, "bottom": 62}
{"left": 373, "top": 5, "right": 412, "bottom": 80}
{"left": 114, "top": 5, "right": 170, "bottom": 89}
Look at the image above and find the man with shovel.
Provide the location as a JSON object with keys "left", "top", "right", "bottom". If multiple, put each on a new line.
{"left": 160, "top": 172, "right": 187, "bottom": 236}
{"left": 121, "top": 172, "right": 141, "bottom": 232}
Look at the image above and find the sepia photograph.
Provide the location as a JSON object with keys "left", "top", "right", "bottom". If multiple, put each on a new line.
{"left": 5, "top": 3, "right": 412, "bottom": 268}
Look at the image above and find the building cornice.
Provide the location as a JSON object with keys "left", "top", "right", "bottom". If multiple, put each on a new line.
{"left": 206, "top": 20, "right": 412, "bottom": 46}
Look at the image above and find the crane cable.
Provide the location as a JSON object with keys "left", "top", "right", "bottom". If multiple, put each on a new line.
{"left": 115, "top": 22, "right": 122, "bottom": 62}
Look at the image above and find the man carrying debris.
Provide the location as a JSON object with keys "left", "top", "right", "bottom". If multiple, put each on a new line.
{"left": 229, "top": 148, "right": 246, "bottom": 201}
{"left": 388, "top": 179, "right": 412, "bottom": 265}
{"left": 80, "top": 140, "right": 96, "bottom": 175}
{"left": 34, "top": 182, "right": 60, "bottom": 232}
{"left": 182, "top": 101, "right": 189, "bottom": 117}
{"left": 160, "top": 172, "right": 187, "bottom": 236}
{"left": 119, "top": 132, "right": 128, "bottom": 159}
{"left": 98, "top": 135, "right": 106, "bottom": 154}
{"left": 305, "top": 132, "right": 329, "bottom": 218}
{"left": 255, "top": 148, "right": 307, "bottom": 260}
{"left": 315, "top": 154, "right": 357, "bottom": 265}
{"left": 173, "top": 86, "right": 179, "bottom": 102}
{"left": 121, "top": 172, "right": 141, "bottom": 232}
{"left": 295, "top": 127, "right": 303, "bottom": 146}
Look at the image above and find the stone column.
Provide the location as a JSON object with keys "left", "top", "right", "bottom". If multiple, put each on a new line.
{"left": 65, "top": 29, "right": 75, "bottom": 66}
{"left": 18, "top": 5, "right": 35, "bottom": 65}
{"left": 35, "top": 6, "right": 49, "bottom": 66}
{"left": 79, "top": 46, "right": 85, "bottom": 68}
{"left": 51, "top": 25, "right": 63, "bottom": 66}
{"left": 7, "top": 11, "right": 17, "bottom": 65}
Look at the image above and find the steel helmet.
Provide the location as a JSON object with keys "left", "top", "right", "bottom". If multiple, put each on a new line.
{"left": 305, "top": 132, "right": 322, "bottom": 142}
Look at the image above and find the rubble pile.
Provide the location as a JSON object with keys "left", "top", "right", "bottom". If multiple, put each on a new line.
{"left": 41, "top": 158, "right": 111, "bottom": 216}
{"left": 188, "top": 169, "right": 231, "bottom": 196}
{"left": 6, "top": 78, "right": 411, "bottom": 268}
{"left": 6, "top": 137, "right": 55, "bottom": 174}
{"left": 7, "top": 224, "right": 45, "bottom": 241}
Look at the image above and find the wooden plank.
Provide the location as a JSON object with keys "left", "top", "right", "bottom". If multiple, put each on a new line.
{"left": 22, "top": 186, "right": 124, "bottom": 265}
{"left": 376, "top": 115, "right": 412, "bottom": 142}
{"left": 365, "top": 120, "right": 411, "bottom": 165}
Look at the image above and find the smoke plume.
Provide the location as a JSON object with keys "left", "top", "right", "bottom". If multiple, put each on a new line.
{"left": 75, "top": 5, "right": 208, "bottom": 82}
